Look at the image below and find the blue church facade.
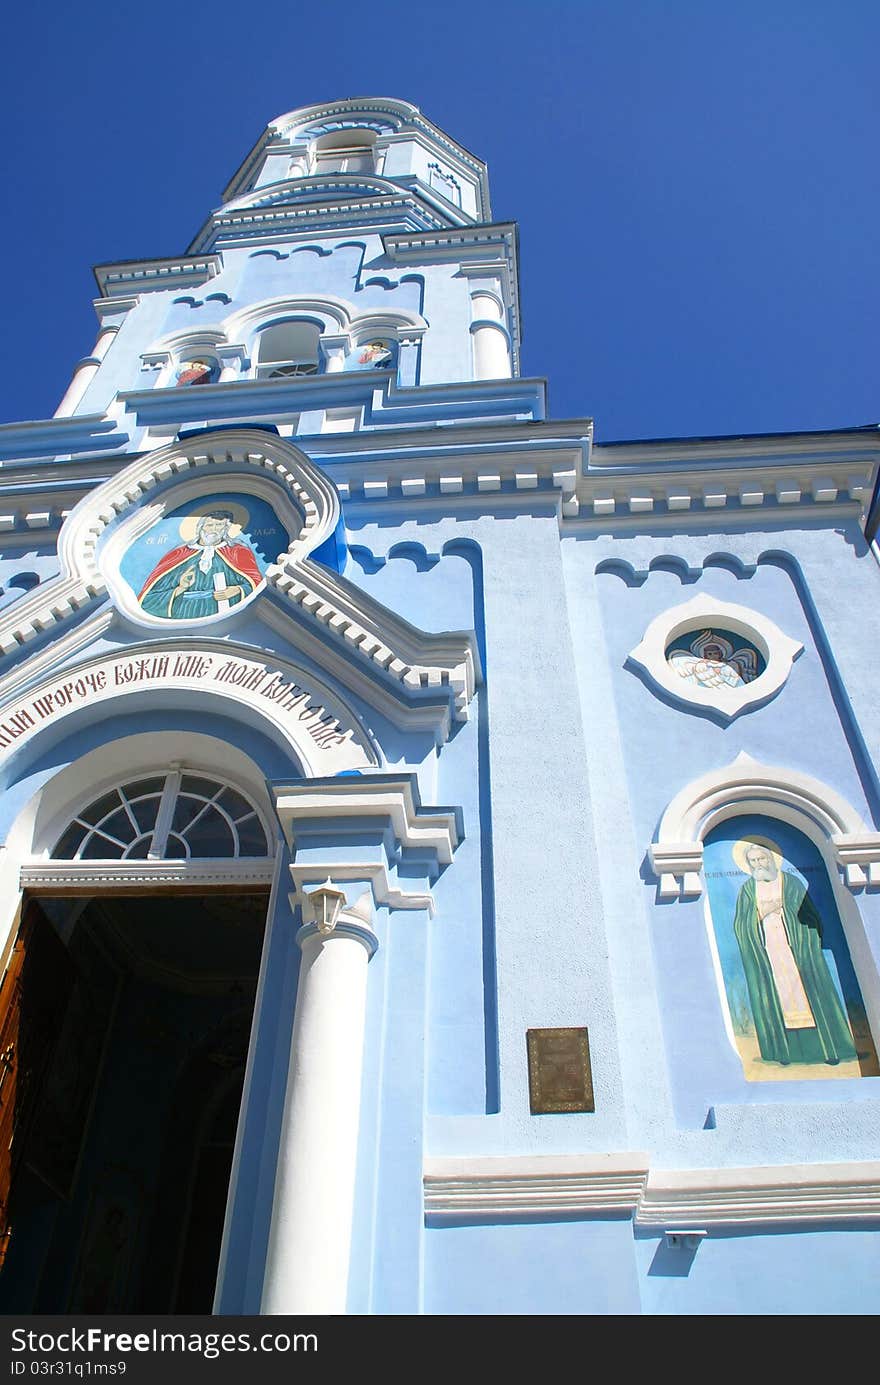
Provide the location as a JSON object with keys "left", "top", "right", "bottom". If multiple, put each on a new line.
{"left": 0, "top": 98, "right": 879, "bottom": 1315}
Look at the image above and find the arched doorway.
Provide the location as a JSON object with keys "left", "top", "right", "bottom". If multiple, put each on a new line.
{"left": 0, "top": 769, "right": 276, "bottom": 1313}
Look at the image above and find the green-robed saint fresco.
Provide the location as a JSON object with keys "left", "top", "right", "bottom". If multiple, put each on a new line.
{"left": 703, "top": 819, "right": 878, "bottom": 1080}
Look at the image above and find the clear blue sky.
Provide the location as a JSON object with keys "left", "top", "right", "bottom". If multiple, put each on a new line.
{"left": 2, "top": 1, "right": 877, "bottom": 441}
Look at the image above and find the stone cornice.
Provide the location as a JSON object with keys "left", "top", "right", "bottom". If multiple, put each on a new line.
{"left": 94, "top": 256, "right": 223, "bottom": 297}
{"left": 224, "top": 175, "right": 474, "bottom": 231}
{"left": 0, "top": 413, "right": 128, "bottom": 464}
{"left": 592, "top": 430, "right": 880, "bottom": 468}
{"left": 0, "top": 412, "right": 875, "bottom": 538}
{"left": 275, "top": 772, "right": 463, "bottom": 917}
{"left": 423, "top": 1154, "right": 880, "bottom": 1228}
{"left": 189, "top": 195, "right": 450, "bottom": 254}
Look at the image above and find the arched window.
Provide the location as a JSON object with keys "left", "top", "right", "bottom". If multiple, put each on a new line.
{"left": 312, "top": 129, "right": 376, "bottom": 176}
{"left": 256, "top": 321, "right": 321, "bottom": 379}
{"left": 52, "top": 772, "right": 269, "bottom": 861}
{"left": 703, "top": 813, "right": 878, "bottom": 1081}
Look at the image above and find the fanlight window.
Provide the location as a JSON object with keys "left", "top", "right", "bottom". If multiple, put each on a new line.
{"left": 256, "top": 321, "right": 321, "bottom": 379}
{"left": 52, "top": 773, "right": 269, "bottom": 861}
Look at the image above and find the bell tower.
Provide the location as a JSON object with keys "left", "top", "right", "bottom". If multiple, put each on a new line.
{"left": 53, "top": 98, "right": 522, "bottom": 430}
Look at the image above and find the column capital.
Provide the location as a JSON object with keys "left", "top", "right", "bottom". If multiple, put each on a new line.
{"left": 297, "top": 885, "right": 378, "bottom": 956}
{"left": 274, "top": 773, "right": 463, "bottom": 918}
{"left": 295, "top": 917, "right": 378, "bottom": 958}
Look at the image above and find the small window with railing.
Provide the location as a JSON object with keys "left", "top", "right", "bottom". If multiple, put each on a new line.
{"left": 256, "top": 321, "right": 321, "bottom": 379}
{"left": 312, "top": 129, "right": 376, "bottom": 175}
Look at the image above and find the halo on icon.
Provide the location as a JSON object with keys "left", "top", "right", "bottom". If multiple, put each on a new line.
{"left": 732, "top": 835, "right": 783, "bottom": 875}
{"left": 178, "top": 502, "right": 250, "bottom": 543}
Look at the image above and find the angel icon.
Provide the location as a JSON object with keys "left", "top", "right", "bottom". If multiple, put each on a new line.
{"left": 667, "top": 629, "right": 760, "bottom": 690}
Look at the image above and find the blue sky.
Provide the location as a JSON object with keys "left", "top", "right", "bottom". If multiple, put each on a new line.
{"left": 1, "top": 1, "right": 877, "bottom": 441}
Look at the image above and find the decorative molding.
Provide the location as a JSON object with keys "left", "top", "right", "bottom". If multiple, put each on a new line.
{"left": 274, "top": 774, "right": 462, "bottom": 917}
{"left": 651, "top": 752, "right": 880, "bottom": 896}
{"left": 627, "top": 594, "right": 803, "bottom": 723}
{"left": 639, "top": 1162, "right": 880, "bottom": 1228}
{"left": 0, "top": 642, "right": 377, "bottom": 777}
{"left": 229, "top": 293, "right": 425, "bottom": 341}
{"left": 290, "top": 860, "right": 435, "bottom": 915}
{"left": 424, "top": 1155, "right": 649, "bottom": 1218}
{"left": 563, "top": 439, "right": 877, "bottom": 526}
{"left": 423, "top": 1154, "right": 880, "bottom": 1228}
{"left": 190, "top": 195, "right": 454, "bottom": 254}
{"left": 95, "top": 256, "right": 223, "bottom": 297}
{"left": 20, "top": 859, "right": 276, "bottom": 891}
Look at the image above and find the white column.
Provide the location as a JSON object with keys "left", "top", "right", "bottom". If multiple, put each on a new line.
{"left": 472, "top": 321, "right": 511, "bottom": 380}
{"left": 54, "top": 326, "right": 117, "bottom": 417}
{"left": 261, "top": 907, "right": 377, "bottom": 1315}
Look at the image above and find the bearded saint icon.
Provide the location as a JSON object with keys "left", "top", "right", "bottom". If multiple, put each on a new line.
{"left": 667, "top": 629, "right": 760, "bottom": 690}
{"left": 137, "top": 509, "right": 262, "bottom": 619}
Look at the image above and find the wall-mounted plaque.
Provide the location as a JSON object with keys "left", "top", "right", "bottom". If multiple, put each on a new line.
{"left": 527, "top": 1027, "right": 594, "bottom": 1114}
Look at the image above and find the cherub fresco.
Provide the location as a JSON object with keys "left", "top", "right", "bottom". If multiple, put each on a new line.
{"left": 667, "top": 628, "right": 761, "bottom": 690}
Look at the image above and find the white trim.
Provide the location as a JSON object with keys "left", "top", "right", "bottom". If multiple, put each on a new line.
{"left": 0, "top": 641, "right": 377, "bottom": 778}
{"left": 627, "top": 594, "right": 802, "bottom": 723}
{"left": 223, "top": 294, "right": 427, "bottom": 350}
{"left": 99, "top": 470, "right": 305, "bottom": 631}
{"left": 424, "top": 1154, "right": 649, "bottom": 1217}
{"left": 650, "top": 752, "right": 880, "bottom": 896}
{"left": 20, "top": 859, "right": 276, "bottom": 891}
{"left": 274, "top": 776, "right": 460, "bottom": 917}
{"left": 423, "top": 1154, "right": 880, "bottom": 1228}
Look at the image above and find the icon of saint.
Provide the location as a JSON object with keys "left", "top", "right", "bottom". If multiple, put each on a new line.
{"left": 668, "top": 629, "right": 760, "bottom": 690}
{"left": 175, "top": 360, "right": 214, "bottom": 387}
{"left": 137, "top": 509, "right": 262, "bottom": 619}
{"left": 356, "top": 341, "right": 393, "bottom": 368}
{"left": 731, "top": 836, "right": 857, "bottom": 1065}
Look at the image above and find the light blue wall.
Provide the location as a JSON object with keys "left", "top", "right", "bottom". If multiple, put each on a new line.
{"left": 425, "top": 1217, "right": 641, "bottom": 1315}
{"left": 635, "top": 1224, "right": 880, "bottom": 1315}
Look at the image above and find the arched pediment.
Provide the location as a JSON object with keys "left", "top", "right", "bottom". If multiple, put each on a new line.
{"left": 650, "top": 752, "right": 880, "bottom": 896}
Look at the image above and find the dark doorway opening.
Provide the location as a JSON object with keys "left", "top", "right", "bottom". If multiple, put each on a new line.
{"left": 0, "top": 890, "right": 268, "bottom": 1313}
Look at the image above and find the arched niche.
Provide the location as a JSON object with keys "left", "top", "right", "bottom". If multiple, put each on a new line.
{"left": 702, "top": 812, "right": 879, "bottom": 1082}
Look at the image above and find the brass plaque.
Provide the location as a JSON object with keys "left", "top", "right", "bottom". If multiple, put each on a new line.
{"left": 527, "top": 1027, "right": 594, "bottom": 1114}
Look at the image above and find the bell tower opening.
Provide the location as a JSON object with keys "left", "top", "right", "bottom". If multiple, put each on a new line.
{"left": 0, "top": 888, "right": 269, "bottom": 1314}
